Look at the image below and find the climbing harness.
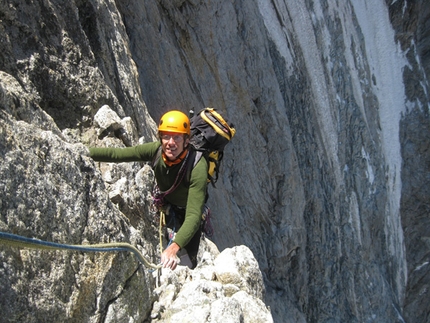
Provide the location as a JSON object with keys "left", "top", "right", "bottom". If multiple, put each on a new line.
{"left": 0, "top": 231, "right": 161, "bottom": 270}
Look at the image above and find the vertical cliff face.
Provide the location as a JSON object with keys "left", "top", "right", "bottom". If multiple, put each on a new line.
{"left": 388, "top": 1, "right": 430, "bottom": 322}
{"left": 0, "top": 0, "right": 428, "bottom": 322}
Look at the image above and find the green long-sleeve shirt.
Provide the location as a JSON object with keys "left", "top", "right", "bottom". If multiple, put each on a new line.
{"left": 89, "top": 141, "right": 208, "bottom": 248}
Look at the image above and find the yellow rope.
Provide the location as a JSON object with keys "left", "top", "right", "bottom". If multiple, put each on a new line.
{"left": 159, "top": 209, "right": 166, "bottom": 255}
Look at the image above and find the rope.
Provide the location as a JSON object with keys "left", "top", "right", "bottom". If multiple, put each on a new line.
{"left": 159, "top": 209, "right": 165, "bottom": 255}
{"left": 0, "top": 231, "right": 161, "bottom": 270}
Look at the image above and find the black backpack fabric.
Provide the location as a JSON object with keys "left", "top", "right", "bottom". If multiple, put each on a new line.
{"left": 188, "top": 108, "right": 236, "bottom": 187}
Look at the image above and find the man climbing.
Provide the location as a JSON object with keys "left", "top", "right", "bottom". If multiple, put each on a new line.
{"left": 89, "top": 110, "right": 208, "bottom": 270}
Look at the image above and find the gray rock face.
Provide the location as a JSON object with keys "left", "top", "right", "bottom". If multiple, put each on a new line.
{"left": 151, "top": 245, "right": 272, "bottom": 323}
{"left": 0, "top": 0, "right": 429, "bottom": 322}
{"left": 0, "top": 104, "right": 156, "bottom": 322}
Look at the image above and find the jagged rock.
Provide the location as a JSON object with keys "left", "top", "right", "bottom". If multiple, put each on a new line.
{"left": 119, "top": 117, "right": 140, "bottom": 147}
{"left": 94, "top": 105, "right": 123, "bottom": 132}
{"left": 213, "top": 246, "right": 264, "bottom": 299}
{"left": 94, "top": 105, "right": 139, "bottom": 147}
{"left": 0, "top": 71, "right": 63, "bottom": 137}
{"left": 0, "top": 110, "right": 156, "bottom": 322}
{"left": 151, "top": 245, "right": 273, "bottom": 323}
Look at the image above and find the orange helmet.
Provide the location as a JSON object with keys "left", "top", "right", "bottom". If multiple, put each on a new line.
{"left": 158, "top": 110, "right": 190, "bottom": 135}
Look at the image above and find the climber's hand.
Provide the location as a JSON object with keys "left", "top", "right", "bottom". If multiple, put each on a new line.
{"left": 161, "top": 242, "right": 181, "bottom": 270}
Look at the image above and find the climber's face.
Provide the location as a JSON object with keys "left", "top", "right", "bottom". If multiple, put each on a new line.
{"left": 160, "top": 132, "right": 188, "bottom": 160}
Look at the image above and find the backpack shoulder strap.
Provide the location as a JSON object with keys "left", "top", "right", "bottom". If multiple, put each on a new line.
{"left": 194, "top": 151, "right": 204, "bottom": 168}
{"left": 185, "top": 148, "right": 209, "bottom": 202}
{"left": 184, "top": 147, "right": 202, "bottom": 185}
{"left": 151, "top": 145, "right": 163, "bottom": 169}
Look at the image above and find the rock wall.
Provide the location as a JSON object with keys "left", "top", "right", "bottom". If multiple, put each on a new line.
{"left": 388, "top": 1, "right": 430, "bottom": 322}
{"left": 0, "top": 0, "right": 429, "bottom": 322}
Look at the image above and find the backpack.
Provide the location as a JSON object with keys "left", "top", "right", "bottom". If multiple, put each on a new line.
{"left": 188, "top": 107, "right": 236, "bottom": 187}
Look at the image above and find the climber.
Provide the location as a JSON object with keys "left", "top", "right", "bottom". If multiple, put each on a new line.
{"left": 89, "top": 110, "right": 208, "bottom": 270}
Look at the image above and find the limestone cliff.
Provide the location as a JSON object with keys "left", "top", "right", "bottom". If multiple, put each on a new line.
{"left": 0, "top": 0, "right": 429, "bottom": 322}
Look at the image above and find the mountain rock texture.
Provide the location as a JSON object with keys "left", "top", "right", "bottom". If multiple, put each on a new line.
{"left": 1, "top": 0, "right": 429, "bottom": 322}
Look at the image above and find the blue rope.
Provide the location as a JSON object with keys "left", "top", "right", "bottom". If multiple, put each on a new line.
{"left": 0, "top": 231, "right": 161, "bottom": 269}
